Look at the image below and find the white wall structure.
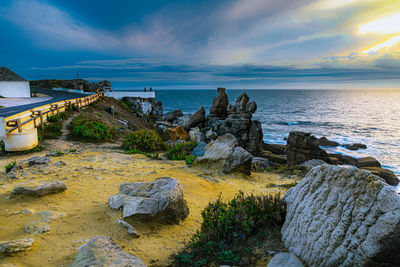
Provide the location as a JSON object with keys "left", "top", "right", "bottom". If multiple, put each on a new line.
{"left": 0, "top": 81, "right": 31, "bottom": 98}
{"left": 105, "top": 91, "right": 155, "bottom": 100}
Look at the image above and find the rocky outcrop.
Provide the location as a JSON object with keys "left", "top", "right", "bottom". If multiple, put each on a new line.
{"left": 286, "top": 132, "right": 328, "bottom": 166}
{"left": 194, "top": 134, "right": 252, "bottom": 174}
{"left": 108, "top": 177, "right": 189, "bottom": 224}
{"left": 210, "top": 87, "right": 229, "bottom": 118}
{"left": 167, "top": 126, "right": 189, "bottom": 142}
{"left": 178, "top": 107, "right": 205, "bottom": 130}
{"left": 252, "top": 157, "right": 274, "bottom": 171}
{"left": 117, "top": 220, "right": 140, "bottom": 238}
{"left": 318, "top": 137, "right": 339, "bottom": 147}
{"left": 123, "top": 97, "right": 163, "bottom": 117}
{"left": 0, "top": 239, "right": 34, "bottom": 254}
{"left": 361, "top": 167, "right": 399, "bottom": 186}
{"left": 68, "top": 236, "right": 146, "bottom": 267}
{"left": 300, "top": 159, "right": 326, "bottom": 171}
{"left": 12, "top": 181, "right": 67, "bottom": 197}
{"left": 162, "top": 109, "right": 184, "bottom": 122}
{"left": 192, "top": 142, "right": 206, "bottom": 156}
{"left": 282, "top": 165, "right": 400, "bottom": 267}
{"left": 263, "top": 143, "right": 286, "bottom": 155}
{"left": 357, "top": 157, "right": 381, "bottom": 168}
{"left": 344, "top": 143, "right": 367, "bottom": 150}
{"left": 189, "top": 127, "right": 204, "bottom": 143}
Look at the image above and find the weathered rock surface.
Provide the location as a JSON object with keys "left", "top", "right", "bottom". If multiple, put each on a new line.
{"left": 357, "top": 156, "right": 381, "bottom": 168}
{"left": 117, "top": 220, "right": 140, "bottom": 238}
{"left": 261, "top": 151, "right": 287, "bottom": 164}
{"left": 286, "top": 132, "right": 328, "bottom": 166}
{"left": 0, "top": 239, "right": 34, "bottom": 254}
{"left": 300, "top": 159, "right": 326, "bottom": 171}
{"left": 162, "top": 109, "right": 184, "bottom": 122}
{"left": 268, "top": 252, "right": 304, "bottom": 267}
{"left": 108, "top": 177, "right": 189, "bottom": 224}
{"left": 167, "top": 126, "right": 189, "bottom": 142}
{"left": 263, "top": 143, "right": 286, "bottom": 155}
{"left": 361, "top": 167, "right": 399, "bottom": 186}
{"left": 24, "top": 221, "right": 50, "bottom": 234}
{"left": 68, "top": 236, "right": 146, "bottom": 267}
{"left": 328, "top": 153, "right": 357, "bottom": 166}
{"left": 252, "top": 157, "right": 274, "bottom": 171}
{"left": 28, "top": 156, "right": 50, "bottom": 166}
{"left": 189, "top": 128, "right": 204, "bottom": 143}
{"left": 210, "top": 87, "right": 229, "bottom": 118}
{"left": 318, "top": 137, "right": 339, "bottom": 147}
{"left": 192, "top": 142, "right": 206, "bottom": 156}
{"left": 178, "top": 107, "right": 205, "bottom": 130}
{"left": 195, "top": 134, "right": 252, "bottom": 174}
{"left": 12, "top": 181, "right": 67, "bottom": 196}
{"left": 282, "top": 165, "right": 400, "bottom": 267}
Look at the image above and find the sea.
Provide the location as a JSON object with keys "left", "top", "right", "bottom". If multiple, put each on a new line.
{"left": 155, "top": 89, "right": 400, "bottom": 177}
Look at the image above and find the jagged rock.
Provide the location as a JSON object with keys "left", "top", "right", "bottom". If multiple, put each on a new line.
{"left": 167, "top": 126, "right": 189, "bottom": 142}
{"left": 117, "top": 220, "right": 140, "bottom": 238}
{"left": 300, "top": 159, "right": 326, "bottom": 171}
{"left": 195, "top": 134, "right": 252, "bottom": 174}
{"left": 24, "top": 221, "right": 50, "bottom": 234}
{"left": 268, "top": 252, "right": 304, "bottom": 267}
{"left": 28, "top": 156, "right": 50, "bottom": 166}
{"left": 205, "top": 129, "right": 218, "bottom": 140}
{"left": 361, "top": 167, "right": 399, "bottom": 186}
{"left": 68, "top": 236, "right": 146, "bottom": 267}
{"left": 12, "top": 181, "right": 67, "bottom": 197}
{"left": 0, "top": 239, "right": 34, "bottom": 254}
{"left": 344, "top": 143, "right": 367, "bottom": 150}
{"left": 282, "top": 165, "right": 400, "bottom": 267}
{"left": 261, "top": 151, "right": 287, "bottom": 164}
{"left": 263, "top": 143, "right": 286, "bottom": 155}
{"left": 286, "top": 132, "right": 328, "bottom": 166}
{"left": 187, "top": 107, "right": 205, "bottom": 129}
{"left": 162, "top": 109, "right": 184, "bottom": 122}
{"left": 318, "top": 137, "right": 339, "bottom": 147}
{"left": 328, "top": 153, "right": 357, "bottom": 166}
{"left": 210, "top": 87, "right": 229, "bottom": 118}
{"left": 357, "top": 157, "right": 381, "bottom": 168}
{"left": 252, "top": 157, "right": 274, "bottom": 171}
{"left": 54, "top": 161, "right": 67, "bottom": 167}
{"left": 108, "top": 177, "right": 189, "bottom": 224}
{"left": 189, "top": 128, "right": 204, "bottom": 143}
{"left": 192, "top": 142, "right": 206, "bottom": 156}
{"left": 35, "top": 210, "right": 65, "bottom": 222}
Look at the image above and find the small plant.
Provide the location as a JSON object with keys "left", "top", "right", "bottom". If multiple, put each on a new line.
{"left": 166, "top": 141, "right": 198, "bottom": 160}
{"left": 257, "top": 167, "right": 265, "bottom": 172}
{"left": 25, "top": 145, "right": 46, "bottom": 154}
{"left": 71, "top": 116, "right": 116, "bottom": 142}
{"left": 281, "top": 181, "right": 299, "bottom": 189}
{"left": 54, "top": 150, "right": 64, "bottom": 156}
{"left": 185, "top": 155, "right": 196, "bottom": 165}
{"left": 69, "top": 148, "right": 77, "bottom": 153}
{"left": 123, "top": 129, "right": 167, "bottom": 152}
{"left": 5, "top": 161, "right": 16, "bottom": 173}
{"left": 173, "top": 192, "right": 286, "bottom": 266}
{"left": 96, "top": 112, "right": 102, "bottom": 118}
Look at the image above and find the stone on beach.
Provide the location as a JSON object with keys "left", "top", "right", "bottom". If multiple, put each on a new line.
{"left": 12, "top": 181, "right": 67, "bottom": 197}
{"left": 286, "top": 131, "right": 328, "bottom": 166}
{"left": 117, "top": 220, "right": 140, "bottom": 238}
{"left": 24, "top": 221, "right": 50, "bottom": 234}
{"left": 108, "top": 177, "right": 189, "bottom": 224}
{"left": 192, "top": 142, "right": 206, "bottom": 156}
{"left": 195, "top": 133, "right": 252, "bottom": 174}
{"left": 68, "top": 236, "right": 146, "bottom": 267}
{"left": 178, "top": 107, "right": 205, "bottom": 130}
{"left": 27, "top": 156, "right": 50, "bottom": 166}
{"left": 282, "top": 164, "right": 400, "bottom": 267}
{"left": 268, "top": 252, "right": 304, "bottom": 267}
{"left": 167, "top": 126, "right": 189, "bottom": 142}
{"left": 356, "top": 156, "right": 381, "bottom": 168}
{"left": 0, "top": 239, "right": 34, "bottom": 254}
{"left": 361, "top": 166, "right": 399, "bottom": 186}
{"left": 343, "top": 143, "right": 367, "bottom": 150}
{"left": 318, "top": 136, "right": 339, "bottom": 147}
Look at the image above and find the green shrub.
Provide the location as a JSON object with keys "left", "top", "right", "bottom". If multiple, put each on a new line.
{"left": 123, "top": 129, "right": 166, "bottom": 152}
{"left": 5, "top": 161, "right": 16, "bottom": 173}
{"left": 69, "top": 149, "right": 77, "bottom": 153}
{"left": 40, "top": 122, "right": 62, "bottom": 139}
{"left": 185, "top": 155, "right": 196, "bottom": 165}
{"left": 46, "top": 112, "right": 69, "bottom": 123}
{"left": 166, "top": 141, "right": 198, "bottom": 160}
{"left": 73, "top": 121, "right": 115, "bottom": 142}
{"left": 173, "top": 192, "right": 286, "bottom": 266}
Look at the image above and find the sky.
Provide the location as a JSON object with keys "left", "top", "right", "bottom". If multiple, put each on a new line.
{"left": 1, "top": 0, "right": 400, "bottom": 89}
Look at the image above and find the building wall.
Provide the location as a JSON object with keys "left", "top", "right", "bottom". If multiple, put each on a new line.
{"left": 0, "top": 81, "right": 30, "bottom": 98}
{"left": 105, "top": 91, "right": 155, "bottom": 100}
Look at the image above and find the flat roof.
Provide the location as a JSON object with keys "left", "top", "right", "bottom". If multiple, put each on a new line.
{"left": 0, "top": 67, "right": 26, "bottom": 81}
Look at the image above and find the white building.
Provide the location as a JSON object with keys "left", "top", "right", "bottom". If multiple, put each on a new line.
{"left": 0, "top": 67, "right": 30, "bottom": 98}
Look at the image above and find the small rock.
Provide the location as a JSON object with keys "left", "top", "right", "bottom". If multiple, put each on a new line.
{"left": 361, "top": 167, "right": 399, "bottom": 186}
{"left": 356, "top": 157, "right": 381, "bottom": 168}
{"left": 192, "top": 142, "right": 206, "bottom": 156}
{"left": 189, "top": 129, "right": 204, "bottom": 143}
{"left": 54, "top": 161, "right": 67, "bottom": 167}
{"left": 205, "top": 129, "right": 218, "bottom": 140}
{"left": 0, "top": 239, "right": 34, "bottom": 254}
{"left": 27, "top": 156, "right": 50, "bottom": 166}
{"left": 318, "top": 137, "right": 339, "bottom": 147}
{"left": 68, "top": 236, "right": 146, "bottom": 267}
{"left": 252, "top": 157, "right": 274, "bottom": 171}
{"left": 24, "top": 221, "right": 50, "bottom": 234}
{"left": 117, "top": 220, "right": 140, "bottom": 238}
{"left": 343, "top": 143, "right": 367, "bottom": 150}
{"left": 12, "top": 181, "right": 67, "bottom": 197}
{"left": 167, "top": 126, "right": 189, "bottom": 142}
{"left": 35, "top": 210, "right": 65, "bottom": 222}
{"left": 268, "top": 252, "right": 304, "bottom": 267}
{"left": 300, "top": 159, "right": 326, "bottom": 172}
{"left": 162, "top": 109, "right": 184, "bottom": 122}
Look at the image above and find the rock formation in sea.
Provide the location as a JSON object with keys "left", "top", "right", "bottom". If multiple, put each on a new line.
{"left": 282, "top": 164, "right": 400, "bottom": 267}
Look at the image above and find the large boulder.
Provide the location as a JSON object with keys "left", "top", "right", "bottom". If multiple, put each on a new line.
{"left": 178, "top": 107, "right": 205, "bottom": 130}
{"left": 318, "top": 137, "right": 339, "bottom": 147}
{"left": 263, "top": 143, "right": 286, "bottom": 155}
{"left": 167, "top": 126, "right": 189, "bottom": 142}
{"left": 195, "top": 134, "right": 252, "bottom": 174}
{"left": 209, "top": 87, "right": 229, "bottom": 118}
{"left": 268, "top": 252, "right": 304, "bottom": 267}
{"left": 282, "top": 165, "right": 400, "bottom": 267}
{"left": 0, "top": 239, "right": 34, "bottom": 254}
{"left": 252, "top": 157, "right": 274, "bottom": 171}
{"left": 108, "top": 177, "right": 189, "bottom": 224}
{"left": 12, "top": 181, "right": 67, "bottom": 197}
{"left": 162, "top": 109, "right": 184, "bottom": 122}
{"left": 344, "top": 143, "right": 367, "bottom": 151}
{"left": 286, "top": 132, "right": 328, "bottom": 166}
{"left": 68, "top": 236, "right": 146, "bottom": 267}
{"left": 300, "top": 159, "right": 326, "bottom": 172}
{"left": 361, "top": 167, "right": 399, "bottom": 186}
{"left": 357, "top": 156, "right": 381, "bottom": 168}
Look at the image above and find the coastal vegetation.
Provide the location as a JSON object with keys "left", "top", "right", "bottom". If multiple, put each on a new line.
{"left": 166, "top": 141, "right": 198, "bottom": 160}
{"left": 123, "top": 129, "right": 167, "bottom": 152}
{"left": 70, "top": 115, "right": 117, "bottom": 142}
{"left": 5, "top": 161, "right": 16, "bottom": 173}
{"left": 173, "top": 192, "right": 286, "bottom": 266}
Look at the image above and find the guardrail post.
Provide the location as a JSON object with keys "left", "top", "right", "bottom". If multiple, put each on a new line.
{"left": 39, "top": 110, "right": 44, "bottom": 131}
{"left": 16, "top": 118, "right": 22, "bottom": 133}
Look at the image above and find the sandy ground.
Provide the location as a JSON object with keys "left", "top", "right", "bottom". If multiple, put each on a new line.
{"left": 0, "top": 139, "right": 295, "bottom": 267}
{"left": 0, "top": 97, "right": 52, "bottom": 108}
